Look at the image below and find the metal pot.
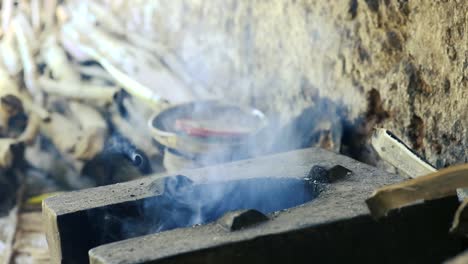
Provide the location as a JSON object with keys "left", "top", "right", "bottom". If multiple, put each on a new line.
{"left": 149, "top": 100, "right": 267, "bottom": 171}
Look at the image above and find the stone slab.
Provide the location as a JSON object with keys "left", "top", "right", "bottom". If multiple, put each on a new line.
{"left": 43, "top": 148, "right": 401, "bottom": 263}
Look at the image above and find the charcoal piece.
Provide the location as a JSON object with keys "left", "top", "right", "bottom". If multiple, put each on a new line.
{"left": 305, "top": 165, "right": 353, "bottom": 185}
{"left": 306, "top": 165, "right": 329, "bottom": 183}
{"left": 305, "top": 165, "right": 329, "bottom": 193}
{"left": 328, "top": 165, "right": 352, "bottom": 182}
{"left": 218, "top": 209, "right": 268, "bottom": 231}
{"left": 103, "top": 133, "right": 152, "bottom": 174}
{"left": 82, "top": 154, "right": 143, "bottom": 186}
{"left": 82, "top": 132, "right": 153, "bottom": 185}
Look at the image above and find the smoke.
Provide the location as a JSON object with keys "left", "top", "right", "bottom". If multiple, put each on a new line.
{"left": 79, "top": 0, "right": 348, "bottom": 246}
{"left": 89, "top": 174, "right": 318, "bottom": 245}
{"left": 92, "top": 71, "right": 345, "bottom": 244}
{"left": 98, "top": 90, "right": 345, "bottom": 253}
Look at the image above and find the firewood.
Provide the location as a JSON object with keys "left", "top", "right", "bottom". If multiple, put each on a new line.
{"left": 39, "top": 77, "right": 118, "bottom": 103}
{"left": 371, "top": 128, "right": 436, "bottom": 178}
{"left": 372, "top": 128, "right": 468, "bottom": 201}
{"left": 12, "top": 13, "right": 43, "bottom": 104}
{"left": 0, "top": 138, "right": 17, "bottom": 169}
{"left": 69, "top": 102, "right": 107, "bottom": 160}
{"left": 0, "top": 26, "right": 21, "bottom": 76}
{"left": 40, "top": 112, "right": 81, "bottom": 155}
{"left": 0, "top": 206, "right": 19, "bottom": 264}
{"left": 0, "top": 183, "right": 25, "bottom": 264}
{"left": 366, "top": 164, "right": 468, "bottom": 218}
{"left": 17, "top": 113, "right": 40, "bottom": 145}
{"left": 0, "top": 94, "right": 24, "bottom": 133}
{"left": 13, "top": 212, "right": 50, "bottom": 263}
{"left": 40, "top": 33, "right": 80, "bottom": 81}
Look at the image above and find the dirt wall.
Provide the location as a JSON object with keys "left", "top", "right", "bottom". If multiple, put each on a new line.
{"left": 127, "top": 0, "right": 467, "bottom": 167}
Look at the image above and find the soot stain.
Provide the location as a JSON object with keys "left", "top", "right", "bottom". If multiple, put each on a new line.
{"left": 348, "top": 0, "right": 358, "bottom": 19}
{"left": 365, "top": 0, "right": 379, "bottom": 13}
{"left": 408, "top": 114, "right": 425, "bottom": 150}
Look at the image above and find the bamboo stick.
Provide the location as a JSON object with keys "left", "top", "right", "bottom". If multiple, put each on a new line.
{"left": 39, "top": 77, "right": 118, "bottom": 103}
{"left": 366, "top": 164, "right": 468, "bottom": 218}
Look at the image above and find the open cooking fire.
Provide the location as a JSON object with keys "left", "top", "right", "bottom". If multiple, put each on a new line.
{"left": 42, "top": 148, "right": 465, "bottom": 264}
{"left": 89, "top": 174, "right": 319, "bottom": 245}
{"left": 43, "top": 149, "right": 356, "bottom": 263}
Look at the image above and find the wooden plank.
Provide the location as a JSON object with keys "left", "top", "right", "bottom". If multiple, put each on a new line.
{"left": 366, "top": 164, "right": 468, "bottom": 218}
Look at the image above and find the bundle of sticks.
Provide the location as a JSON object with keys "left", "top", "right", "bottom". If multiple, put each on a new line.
{"left": 0, "top": 0, "right": 211, "bottom": 194}
{"left": 0, "top": 1, "right": 213, "bottom": 261}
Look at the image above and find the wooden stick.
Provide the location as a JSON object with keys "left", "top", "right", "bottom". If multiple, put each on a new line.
{"left": 75, "top": 65, "right": 114, "bottom": 82}
{"left": 1, "top": 178, "right": 25, "bottom": 264}
{"left": 0, "top": 138, "right": 16, "bottom": 169}
{"left": 372, "top": 128, "right": 468, "bottom": 200}
{"left": 41, "top": 34, "right": 80, "bottom": 81}
{"left": 366, "top": 164, "right": 468, "bottom": 218}
{"left": 1, "top": 0, "right": 14, "bottom": 34}
{"left": 87, "top": 1, "right": 123, "bottom": 35}
{"left": 61, "top": 22, "right": 184, "bottom": 108}
{"left": 30, "top": 0, "right": 40, "bottom": 32}
{"left": 0, "top": 26, "right": 22, "bottom": 76}
{"left": 40, "top": 112, "right": 81, "bottom": 154}
{"left": 0, "top": 94, "right": 23, "bottom": 132}
{"left": 17, "top": 113, "right": 40, "bottom": 145}
{"left": 39, "top": 77, "right": 118, "bottom": 103}
{"left": 450, "top": 198, "right": 468, "bottom": 235}
{"left": 126, "top": 33, "right": 213, "bottom": 99}
{"left": 43, "top": 0, "right": 57, "bottom": 30}
{"left": 371, "top": 128, "right": 436, "bottom": 178}
{"left": 69, "top": 102, "right": 107, "bottom": 160}
{"left": 1, "top": 206, "right": 19, "bottom": 264}
{"left": 20, "top": 94, "right": 50, "bottom": 121}
{"left": 13, "top": 14, "right": 43, "bottom": 104}
{"left": 12, "top": 212, "right": 50, "bottom": 263}
{"left": 0, "top": 63, "right": 49, "bottom": 122}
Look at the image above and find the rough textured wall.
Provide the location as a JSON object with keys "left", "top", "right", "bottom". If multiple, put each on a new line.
{"left": 128, "top": 0, "right": 466, "bottom": 167}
